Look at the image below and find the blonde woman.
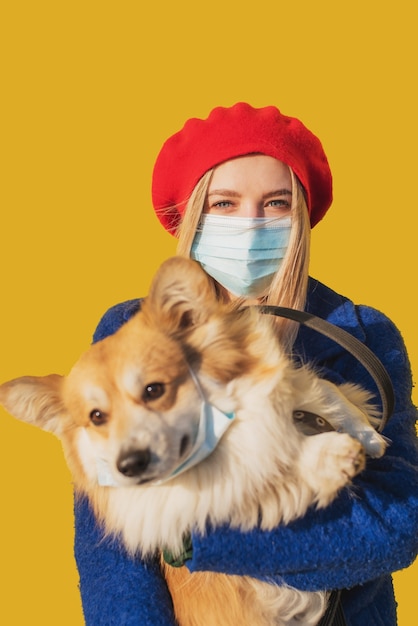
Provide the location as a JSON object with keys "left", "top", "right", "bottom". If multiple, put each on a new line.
{"left": 74, "top": 103, "right": 418, "bottom": 625}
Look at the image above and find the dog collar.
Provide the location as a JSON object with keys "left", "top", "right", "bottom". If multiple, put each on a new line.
{"left": 292, "top": 410, "right": 335, "bottom": 436}
{"left": 163, "top": 533, "right": 193, "bottom": 567}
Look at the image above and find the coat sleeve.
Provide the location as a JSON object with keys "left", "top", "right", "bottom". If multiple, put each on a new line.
{"left": 187, "top": 306, "right": 418, "bottom": 591}
{"left": 74, "top": 300, "right": 178, "bottom": 625}
{"left": 74, "top": 496, "right": 176, "bottom": 626}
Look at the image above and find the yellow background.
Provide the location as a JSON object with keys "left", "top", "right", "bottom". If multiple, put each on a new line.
{"left": 0, "top": 1, "right": 416, "bottom": 624}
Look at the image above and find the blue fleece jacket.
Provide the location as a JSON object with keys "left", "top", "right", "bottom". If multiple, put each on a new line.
{"left": 74, "top": 278, "right": 418, "bottom": 625}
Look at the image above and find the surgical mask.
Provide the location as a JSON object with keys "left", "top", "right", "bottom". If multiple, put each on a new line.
{"left": 157, "top": 403, "right": 235, "bottom": 483}
{"left": 156, "top": 367, "right": 235, "bottom": 484}
{"left": 191, "top": 214, "right": 292, "bottom": 297}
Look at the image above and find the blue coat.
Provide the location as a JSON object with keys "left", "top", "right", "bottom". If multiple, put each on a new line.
{"left": 74, "top": 278, "right": 418, "bottom": 625}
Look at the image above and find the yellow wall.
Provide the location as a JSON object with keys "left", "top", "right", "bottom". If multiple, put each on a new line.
{"left": 0, "top": 2, "right": 416, "bottom": 624}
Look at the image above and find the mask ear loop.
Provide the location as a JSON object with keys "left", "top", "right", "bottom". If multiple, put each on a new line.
{"left": 186, "top": 363, "right": 206, "bottom": 402}
{"left": 184, "top": 363, "right": 209, "bottom": 452}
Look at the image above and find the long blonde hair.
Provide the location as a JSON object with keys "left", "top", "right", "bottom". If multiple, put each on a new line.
{"left": 175, "top": 167, "right": 311, "bottom": 350}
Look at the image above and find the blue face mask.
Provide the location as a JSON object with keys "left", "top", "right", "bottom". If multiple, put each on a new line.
{"left": 191, "top": 214, "right": 292, "bottom": 297}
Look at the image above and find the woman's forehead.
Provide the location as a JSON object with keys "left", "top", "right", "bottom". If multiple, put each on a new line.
{"left": 209, "top": 155, "right": 292, "bottom": 192}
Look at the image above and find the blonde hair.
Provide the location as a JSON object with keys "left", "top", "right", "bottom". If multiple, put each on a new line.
{"left": 175, "top": 167, "right": 311, "bottom": 350}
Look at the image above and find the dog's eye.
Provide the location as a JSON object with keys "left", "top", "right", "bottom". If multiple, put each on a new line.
{"left": 89, "top": 409, "right": 107, "bottom": 426}
{"left": 142, "top": 382, "right": 165, "bottom": 402}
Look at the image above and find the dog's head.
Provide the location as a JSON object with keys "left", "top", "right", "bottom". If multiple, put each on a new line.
{"left": 0, "top": 257, "right": 281, "bottom": 490}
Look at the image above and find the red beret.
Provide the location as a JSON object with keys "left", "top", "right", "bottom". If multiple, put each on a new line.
{"left": 152, "top": 102, "right": 332, "bottom": 234}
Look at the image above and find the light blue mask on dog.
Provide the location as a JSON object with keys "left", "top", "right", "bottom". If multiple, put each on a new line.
{"left": 191, "top": 214, "right": 292, "bottom": 297}
{"left": 154, "top": 367, "right": 235, "bottom": 484}
{"left": 157, "top": 401, "right": 235, "bottom": 484}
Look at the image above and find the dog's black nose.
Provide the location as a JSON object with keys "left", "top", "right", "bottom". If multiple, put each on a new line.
{"left": 117, "top": 449, "right": 151, "bottom": 477}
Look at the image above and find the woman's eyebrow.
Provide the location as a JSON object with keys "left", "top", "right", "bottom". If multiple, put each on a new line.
{"left": 207, "top": 189, "right": 241, "bottom": 197}
{"left": 264, "top": 189, "right": 292, "bottom": 198}
{"left": 208, "top": 188, "right": 292, "bottom": 197}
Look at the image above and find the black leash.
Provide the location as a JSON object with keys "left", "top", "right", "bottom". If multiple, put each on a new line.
{"left": 318, "top": 590, "right": 347, "bottom": 626}
{"left": 253, "top": 305, "right": 396, "bottom": 626}
{"left": 255, "top": 305, "right": 395, "bottom": 432}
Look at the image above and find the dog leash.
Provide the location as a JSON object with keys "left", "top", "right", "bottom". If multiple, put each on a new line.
{"left": 254, "top": 305, "right": 395, "bottom": 626}
{"left": 254, "top": 305, "right": 395, "bottom": 432}
{"left": 318, "top": 590, "right": 347, "bottom": 626}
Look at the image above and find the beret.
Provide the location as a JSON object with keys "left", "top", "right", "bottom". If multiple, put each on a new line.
{"left": 151, "top": 102, "right": 333, "bottom": 233}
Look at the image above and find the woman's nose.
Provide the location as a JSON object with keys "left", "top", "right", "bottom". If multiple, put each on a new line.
{"left": 238, "top": 202, "right": 265, "bottom": 217}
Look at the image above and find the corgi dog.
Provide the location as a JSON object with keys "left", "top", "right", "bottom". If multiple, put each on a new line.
{"left": 0, "top": 257, "right": 387, "bottom": 626}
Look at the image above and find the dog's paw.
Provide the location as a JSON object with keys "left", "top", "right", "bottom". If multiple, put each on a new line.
{"left": 301, "top": 433, "right": 365, "bottom": 506}
{"left": 332, "top": 434, "right": 365, "bottom": 479}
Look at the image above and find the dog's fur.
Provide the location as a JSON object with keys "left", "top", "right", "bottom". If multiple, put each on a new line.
{"left": 0, "top": 257, "right": 387, "bottom": 625}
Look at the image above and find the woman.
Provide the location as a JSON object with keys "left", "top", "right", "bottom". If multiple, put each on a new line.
{"left": 74, "top": 103, "right": 418, "bottom": 625}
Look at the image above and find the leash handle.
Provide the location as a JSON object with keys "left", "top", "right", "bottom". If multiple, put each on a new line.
{"left": 254, "top": 305, "right": 394, "bottom": 432}
{"left": 318, "top": 590, "right": 347, "bottom": 626}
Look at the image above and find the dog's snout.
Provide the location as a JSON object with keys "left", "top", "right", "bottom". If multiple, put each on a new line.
{"left": 117, "top": 449, "right": 151, "bottom": 477}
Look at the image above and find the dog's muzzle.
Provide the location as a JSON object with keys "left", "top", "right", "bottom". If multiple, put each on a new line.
{"left": 89, "top": 368, "right": 236, "bottom": 487}
{"left": 116, "top": 448, "right": 152, "bottom": 477}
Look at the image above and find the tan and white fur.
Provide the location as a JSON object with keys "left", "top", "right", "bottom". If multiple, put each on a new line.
{"left": 0, "top": 257, "right": 387, "bottom": 626}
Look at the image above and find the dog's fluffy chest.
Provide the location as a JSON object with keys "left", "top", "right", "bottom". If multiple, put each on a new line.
{"left": 98, "top": 381, "right": 301, "bottom": 557}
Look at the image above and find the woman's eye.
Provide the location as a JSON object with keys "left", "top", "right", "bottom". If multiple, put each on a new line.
{"left": 142, "top": 382, "right": 166, "bottom": 402}
{"left": 266, "top": 199, "right": 290, "bottom": 207}
{"left": 213, "top": 201, "right": 232, "bottom": 208}
{"left": 89, "top": 409, "right": 108, "bottom": 426}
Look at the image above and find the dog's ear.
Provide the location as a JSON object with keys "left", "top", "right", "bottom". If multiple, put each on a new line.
{"left": 143, "top": 257, "right": 218, "bottom": 332}
{"left": 0, "top": 374, "right": 65, "bottom": 435}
